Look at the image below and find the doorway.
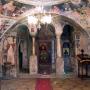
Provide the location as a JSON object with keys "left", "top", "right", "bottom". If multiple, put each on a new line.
{"left": 17, "top": 25, "right": 32, "bottom": 73}
{"left": 36, "top": 24, "right": 55, "bottom": 74}
{"left": 18, "top": 42, "right": 29, "bottom": 73}
{"left": 61, "top": 24, "right": 75, "bottom": 73}
{"left": 38, "top": 40, "right": 52, "bottom": 74}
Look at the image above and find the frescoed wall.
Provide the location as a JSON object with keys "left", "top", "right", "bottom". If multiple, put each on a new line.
{"left": 0, "top": 0, "right": 90, "bottom": 78}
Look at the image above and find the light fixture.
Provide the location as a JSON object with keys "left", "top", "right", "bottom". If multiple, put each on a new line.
{"left": 27, "top": 4, "right": 53, "bottom": 36}
{"left": 27, "top": 13, "right": 52, "bottom": 37}
{"left": 28, "top": 15, "right": 38, "bottom": 25}
{"left": 41, "top": 15, "right": 52, "bottom": 24}
{"left": 36, "top": 6, "right": 44, "bottom": 13}
{"left": 28, "top": 14, "right": 52, "bottom": 25}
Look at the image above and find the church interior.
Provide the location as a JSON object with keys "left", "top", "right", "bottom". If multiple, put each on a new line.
{"left": 0, "top": 0, "right": 90, "bottom": 90}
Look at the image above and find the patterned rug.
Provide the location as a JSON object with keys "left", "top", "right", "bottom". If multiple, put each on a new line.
{"left": 35, "top": 78, "right": 52, "bottom": 90}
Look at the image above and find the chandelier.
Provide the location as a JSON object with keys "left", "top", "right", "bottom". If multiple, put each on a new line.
{"left": 27, "top": 6, "right": 52, "bottom": 29}
{"left": 27, "top": 6, "right": 53, "bottom": 36}
{"left": 28, "top": 14, "right": 52, "bottom": 25}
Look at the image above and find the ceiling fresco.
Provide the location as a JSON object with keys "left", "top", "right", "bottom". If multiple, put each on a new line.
{"left": 0, "top": 0, "right": 90, "bottom": 38}
{"left": 14, "top": 0, "right": 65, "bottom": 6}
{"left": 14, "top": 0, "right": 90, "bottom": 6}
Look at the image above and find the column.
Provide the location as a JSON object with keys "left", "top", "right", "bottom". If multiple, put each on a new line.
{"left": 56, "top": 35, "right": 61, "bottom": 57}
{"left": 28, "top": 24, "right": 38, "bottom": 75}
{"left": 54, "top": 22, "right": 64, "bottom": 76}
{"left": 51, "top": 39, "right": 55, "bottom": 73}
{"left": 0, "top": 49, "right": 2, "bottom": 77}
{"left": 32, "top": 37, "right": 35, "bottom": 55}
{"left": 0, "top": 39, "right": 2, "bottom": 77}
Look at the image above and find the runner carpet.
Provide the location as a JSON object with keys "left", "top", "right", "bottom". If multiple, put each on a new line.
{"left": 35, "top": 78, "right": 52, "bottom": 90}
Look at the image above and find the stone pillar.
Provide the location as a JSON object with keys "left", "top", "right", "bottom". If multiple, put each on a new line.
{"left": 56, "top": 35, "right": 61, "bottom": 57}
{"left": 54, "top": 22, "right": 64, "bottom": 76}
{"left": 32, "top": 37, "right": 35, "bottom": 55}
{"left": 0, "top": 40, "right": 3, "bottom": 78}
{"left": 0, "top": 51, "right": 2, "bottom": 78}
{"left": 29, "top": 36, "right": 38, "bottom": 75}
{"left": 28, "top": 24, "right": 38, "bottom": 75}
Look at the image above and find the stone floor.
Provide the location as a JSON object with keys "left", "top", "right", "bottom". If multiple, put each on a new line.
{"left": 51, "top": 78, "right": 90, "bottom": 90}
{"left": 1, "top": 79, "right": 36, "bottom": 90}
{"left": 0, "top": 78, "right": 90, "bottom": 90}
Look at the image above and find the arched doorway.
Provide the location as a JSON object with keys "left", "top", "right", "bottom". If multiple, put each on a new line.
{"left": 61, "top": 24, "right": 75, "bottom": 73}
{"left": 36, "top": 24, "right": 56, "bottom": 74}
{"left": 17, "top": 25, "right": 32, "bottom": 73}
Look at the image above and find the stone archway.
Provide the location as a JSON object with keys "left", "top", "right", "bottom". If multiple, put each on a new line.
{"left": 36, "top": 24, "right": 56, "bottom": 74}
{"left": 16, "top": 25, "right": 32, "bottom": 73}
{"left": 61, "top": 24, "right": 75, "bottom": 73}
{"left": 52, "top": 15, "right": 89, "bottom": 75}
{"left": 60, "top": 23, "right": 89, "bottom": 74}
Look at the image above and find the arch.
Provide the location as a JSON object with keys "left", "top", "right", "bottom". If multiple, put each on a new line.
{"left": 36, "top": 24, "right": 55, "bottom": 38}
{"left": 61, "top": 24, "right": 74, "bottom": 39}
{"left": 61, "top": 24, "right": 75, "bottom": 73}
{"left": 36, "top": 24, "right": 56, "bottom": 74}
{"left": 17, "top": 24, "right": 30, "bottom": 38}
{"left": 0, "top": 14, "right": 89, "bottom": 41}
{"left": 16, "top": 24, "right": 32, "bottom": 73}
{"left": 60, "top": 15, "right": 89, "bottom": 38}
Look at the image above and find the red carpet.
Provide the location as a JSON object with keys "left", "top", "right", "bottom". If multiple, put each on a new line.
{"left": 35, "top": 78, "right": 52, "bottom": 90}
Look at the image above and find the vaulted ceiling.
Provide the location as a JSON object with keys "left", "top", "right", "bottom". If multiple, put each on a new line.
{"left": 0, "top": 0, "right": 90, "bottom": 39}
{"left": 14, "top": 0, "right": 65, "bottom": 6}
{"left": 14, "top": 0, "right": 89, "bottom": 6}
